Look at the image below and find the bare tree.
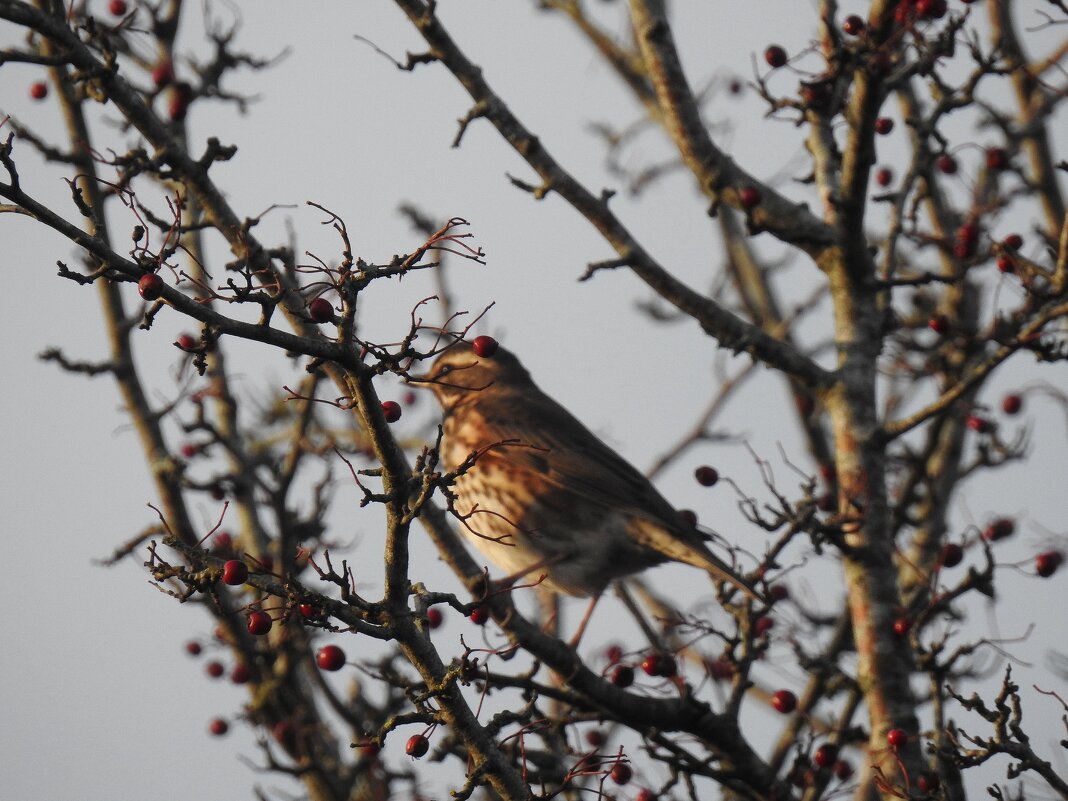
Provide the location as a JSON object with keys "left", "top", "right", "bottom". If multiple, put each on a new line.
{"left": 2, "top": 2, "right": 1067, "bottom": 801}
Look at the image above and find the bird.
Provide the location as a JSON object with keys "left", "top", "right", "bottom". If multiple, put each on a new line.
{"left": 413, "top": 339, "right": 762, "bottom": 634}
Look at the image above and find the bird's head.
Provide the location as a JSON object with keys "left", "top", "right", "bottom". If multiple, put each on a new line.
{"left": 408, "top": 339, "right": 531, "bottom": 410}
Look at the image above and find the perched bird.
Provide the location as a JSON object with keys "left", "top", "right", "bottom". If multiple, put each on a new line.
{"left": 415, "top": 339, "right": 762, "bottom": 629}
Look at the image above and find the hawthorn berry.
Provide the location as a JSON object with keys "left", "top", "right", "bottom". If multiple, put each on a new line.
{"left": 176, "top": 333, "right": 196, "bottom": 350}
{"left": 842, "top": 15, "right": 865, "bottom": 36}
{"left": 185, "top": 640, "right": 202, "bottom": 656}
{"left": 875, "top": 167, "right": 893, "bottom": 187}
{"left": 936, "top": 153, "right": 958, "bottom": 174}
{"left": 886, "top": 728, "right": 908, "bottom": 749}
{"left": 605, "top": 643, "right": 624, "bottom": 664}
{"left": 694, "top": 465, "right": 719, "bottom": 486}
{"left": 706, "top": 658, "right": 734, "bottom": 680}
{"left": 771, "top": 689, "right": 797, "bottom": 714}
{"left": 813, "top": 743, "right": 839, "bottom": 768}
{"left": 469, "top": 605, "right": 489, "bottom": 625}
{"left": 610, "top": 664, "right": 634, "bottom": 688}
{"left": 610, "top": 763, "right": 633, "bottom": 785}
{"left": 768, "top": 584, "right": 789, "bottom": 602}
{"left": 29, "top": 81, "right": 48, "bottom": 100}
{"left": 918, "top": 772, "right": 941, "bottom": 793}
{"left": 874, "top": 117, "right": 894, "bottom": 135}
{"left": 678, "top": 509, "right": 698, "bottom": 526}
{"left": 764, "top": 45, "right": 788, "bottom": 68}
{"left": 317, "top": 645, "right": 346, "bottom": 671}
{"left": 1035, "top": 551, "right": 1063, "bottom": 578}
{"left": 1001, "top": 394, "right": 1022, "bottom": 415}
{"left": 152, "top": 60, "right": 175, "bottom": 88}
{"left": 635, "top": 789, "right": 656, "bottom": 801}
{"left": 206, "top": 660, "right": 225, "bottom": 678}
{"left": 892, "top": 617, "right": 911, "bottom": 637}
{"left": 641, "top": 653, "right": 677, "bottom": 678}
{"left": 222, "top": 559, "right": 249, "bottom": 586}
{"left": 928, "top": 314, "right": 949, "bottom": 334}
{"left": 471, "top": 335, "right": 499, "bottom": 357}
{"left": 230, "top": 663, "right": 251, "bottom": 684}
{"left": 426, "top": 607, "right": 443, "bottom": 629}
{"left": 247, "top": 611, "right": 273, "bottom": 636}
{"left": 986, "top": 147, "right": 1008, "bottom": 170}
{"left": 997, "top": 255, "right": 1016, "bottom": 273}
{"left": 381, "top": 401, "right": 402, "bottom": 423}
{"left": 739, "top": 186, "right": 762, "bottom": 209}
{"left": 208, "top": 718, "right": 229, "bottom": 736}
{"left": 299, "top": 603, "right": 320, "bottom": 620}
{"left": 1002, "top": 233, "right": 1023, "bottom": 251}
{"left": 966, "top": 414, "right": 991, "bottom": 434}
{"left": 108, "top": 0, "right": 128, "bottom": 15}
{"left": 834, "top": 760, "right": 854, "bottom": 781}
{"left": 167, "top": 82, "right": 193, "bottom": 121}
{"left": 754, "top": 615, "right": 775, "bottom": 636}
{"left": 406, "top": 734, "right": 430, "bottom": 759}
{"left": 273, "top": 721, "right": 296, "bottom": 747}
{"left": 983, "top": 517, "right": 1015, "bottom": 541}
{"left": 940, "top": 543, "right": 964, "bottom": 568}
{"left": 308, "top": 297, "right": 333, "bottom": 323}
{"left": 138, "top": 273, "right": 164, "bottom": 300}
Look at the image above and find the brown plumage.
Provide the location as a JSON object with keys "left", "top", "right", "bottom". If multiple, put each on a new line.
{"left": 417, "top": 340, "right": 761, "bottom": 605}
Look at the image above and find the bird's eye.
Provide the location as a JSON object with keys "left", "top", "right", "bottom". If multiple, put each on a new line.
{"left": 437, "top": 364, "right": 453, "bottom": 377}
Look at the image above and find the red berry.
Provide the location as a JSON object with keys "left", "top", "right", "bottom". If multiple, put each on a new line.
{"left": 694, "top": 465, "right": 719, "bottom": 486}
{"left": 739, "top": 186, "right": 762, "bottom": 209}
{"left": 842, "top": 15, "right": 865, "bottom": 35}
{"left": 755, "top": 615, "right": 775, "bottom": 636}
{"left": 176, "top": 333, "right": 196, "bottom": 350}
{"left": 610, "top": 763, "right": 633, "bottom": 785}
{"left": 108, "top": 0, "right": 128, "bottom": 15}
{"left": 1036, "top": 551, "right": 1063, "bottom": 578}
{"left": 185, "top": 640, "right": 202, "bottom": 656}
{"left": 635, "top": 790, "right": 656, "bottom": 801}
{"left": 768, "top": 584, "right": 789, "bottom": 602}
{"left": 706, "top": 658, "right": 734, "bottom": 680}
{"left": 605, "top": 643, "right": 624, "bottom": 664}
{"left": 471, "top": 335, "right": 499, "bottom": 357}
{"left": 764, "top": 45, "right": 788, "bottom": 68}
{"left": 469, "top": 605, "right": 489, "bottom": 625}
{"left": 230, "top": 663, "right": 251, "bottom": 684}
{"left": 813, "top": 743, "right": 839, "bottom": 768}
{"left": 936, "top": 154, "right": 958, "bottom": 174}
{"left": 983, "top": 517, "right": 1015, "bottom": 541}
{"left": 918, "top": 772, "right": 941, "bottom": 793}
{"left": 426, "top": 607, "right": 443, "bottom": 629}
{"left": 610, "top": 664, "right": 634, "bottom": 687}
{"left": 996, "top": 255, "right": 1015, "bottom": 273}
{"left": 816, "top": 493, "right": 835, "bottom": 512}
{"left": 152, "top": 60, "right": 175, "bottom": 88}
{"left": 966, "top": 414, "right": 992, "bottom": 434}
{"left": 928, "top": 314, "right": 949, "bottom": 334}
{"left": 1001, "top": 394, "right": 1022, "bottom": 415}
{"left": 771, "top": 689, "right": 797, "bottom": 714}
{"left": 585, "top": 729, "right": 606, "bottom": 747}
{"left": 985, "top": 147, "right": 1008, "bottom": 171}
{"left": 886, "top": 728, "right": 908, "bottom": 749}
{"left": 406, "top": 734, "right": 430, "bottom": 758}
{"left": 138, "top": 273, "right": 164, "bottom": 300}
{"left": 940, "top": 543, "right": 964, "bottom": 568}
{"left": 272, "top": 721, "right": 296, "bottom": 747}
{"left": 213, "top": 531, "right": 233, "bottom": 552}
{"left": 678, "top": 509, "right": 698, "bottom": 527}
{"left": 917, "top": 0, "right": 947, "bottom": 18}
{"left": 874, "top": 117, "right": 894, "bottom": 135}
{"left": 834, "top": 760, "right": 854, "bottom": 781}
{"left": 29, "top": 81, "right": 48, "bottom": 100}
{"left": 247, "top": 611, "right": 273, "bottom": 635}
{"left": 1002, "top": 234, "right": 1023, "bottom": 251}
{"left": 308, "top": 297, "right": 333, "bottom": 323}
{"left": 641, "top": 653, "right": 677, "bottom": 678}
{"left": 206, "top": 660, "right": 225, "bottom": 678}
{"left": 875, "top": 167, "right": 893, "bottom": 187}
{"left": 222, "top": 559, "right": 248, "bottom": 586}
{"left": 892, "top": 616, "right": 911, "bottom": 637}
{"left": 167, "top": 82, "right": 193, "bottom": 121}
{"left": 381, "top": 400, "right": 402, "bottom": 423}
{"left": 208, "top": 718, "right": 229, "bottom": 736}
{"left": 299, "top": 603, "right": 320, "bottom": 619}
{"left": 317, "top": 645, "right": 346, "bottom": 671}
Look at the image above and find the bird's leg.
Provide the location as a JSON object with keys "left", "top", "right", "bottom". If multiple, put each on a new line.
{"left": 568, "top": 594, "right": 601, "bottom": 649}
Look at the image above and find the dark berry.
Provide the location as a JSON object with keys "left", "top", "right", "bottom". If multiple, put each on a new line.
{"left": 940, "top": 543, "right": 964, "bottom": 568}
{"left": 471, "top": 335, "right": 499, "bottom": 357}
{"left": 247, "top": 611, "right": 273, "bottom": 635}
{"left": 771, "top": 689, "right": 797, "bottom": 714}
{"left": 29, "top": 81, "right": 48, "bottom": 100}
{"left": 138, "top": 273, "right": 164, "bottom": 300}
{"left": 316, "top": 645, "right": 345, "bottom": 671}
{"left": 222, "top": 559, "right": 248, "bottom": 586}
{"left": 694, "top": 465, "right": 719, "bottom": 486}
{"left": 764, "top": 45, "right": 788, "bottom": 68}
{"left": 406, "top": 734, "right": 430, "bottom": 758}
{"left": 308, "top": 297, "right": 333, "bottom": 323}
{"left": 381, "top": 401, "right": 402, "bottom": 423}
